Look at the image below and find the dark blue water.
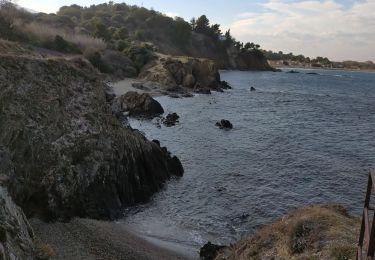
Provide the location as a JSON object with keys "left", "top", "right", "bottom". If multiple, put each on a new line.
{"left": 121, "top": 69, "right": 375, "bottom": 256}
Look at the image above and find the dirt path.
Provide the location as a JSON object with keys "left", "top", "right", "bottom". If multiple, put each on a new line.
{"left": 30, "top": 218, "right": 192, "bottom": 260}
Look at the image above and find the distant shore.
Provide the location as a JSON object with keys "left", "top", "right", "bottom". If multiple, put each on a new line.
{"left": 273, "top": 65, "right": 375, "bottom": 73}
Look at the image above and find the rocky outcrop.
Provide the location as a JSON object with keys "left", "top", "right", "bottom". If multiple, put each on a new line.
{"left": 227, "top": 46, "right": 277, "bottom": 71}
{"left": 139, "top": 54, "right": 226, "bottom": 92}
{"left": 0, "top": 55, "right": 183, "bottom": 220}
{"left": 0, "top": 186, "right": 35, "bottom": 259}
{"left": 112, "top": 91, "right": 164, "bottom": 118}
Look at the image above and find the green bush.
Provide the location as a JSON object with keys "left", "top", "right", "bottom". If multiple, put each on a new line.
{"left": 39, "top": 35, "right": 81, "bottom": 54}
{"left": 54, "top": 35, "right": 81, "bottom": 53}
{"left": 84, "top": 48, "right": 112, "bottom": 73}
{"left": 134, "top": 29, "right": 144, "bottom": 40}
{"left": 116, "top": 39, "right": 130, "bottom": 51}
{"left": 123, "top": 44, "right": 155, "bottom": 73}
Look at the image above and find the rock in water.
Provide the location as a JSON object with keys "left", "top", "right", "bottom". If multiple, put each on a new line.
{"left": 0, "top": 55, "right": 183, "bottom": 220}
{"left": 219, "top": 80, "right": 232, "bottom": 89}
{"left": 250, "top": 86, "right": 256, "bottom": 91}
{"left": 200, "top": 242, "right": 225, "bottom": 260}
{"left": 163, "top": 113, "right": 180, "bottom": 127}
{"left": 215, "top": 120, "right": 233, "bottom": 129}
{"left": 112, "top": 91, "right": 164, "bottom": 118}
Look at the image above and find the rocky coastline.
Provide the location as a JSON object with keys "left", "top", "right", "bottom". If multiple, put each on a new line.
{"left": 0, "top": 45, "right": 187, "bottom": 258}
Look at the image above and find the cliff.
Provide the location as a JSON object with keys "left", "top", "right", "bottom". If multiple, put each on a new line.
{"left": 214, "top": 205, "right": 358, "bottom": 260}
{"left": 0, "top": 51, "right": 183, "bottom": 221}
{"left": 139, "top": 54, "right": 228, "bottom": 92}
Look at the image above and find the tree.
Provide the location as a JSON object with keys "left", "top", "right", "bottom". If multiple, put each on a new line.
{"left": 195, "top": 15, "right": 210, "bottom": 34}
{"left": 190, "top": 17, "right": 196, "bottom": 30}
{"left": 173, "top": 17, "right": 191, "bottom": 46}
{"left": 113, "top": 27, "right": 128, "bottom": 40}
{"left": 94, "top": 22, "right": 111, "bottom": 41}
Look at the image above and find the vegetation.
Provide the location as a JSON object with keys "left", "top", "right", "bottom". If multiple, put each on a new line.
{"left": 216, "top": 205, "right": 359, "bottom": 260}
{"left": 0, "top": 0, "right": 270, "bottom": 73}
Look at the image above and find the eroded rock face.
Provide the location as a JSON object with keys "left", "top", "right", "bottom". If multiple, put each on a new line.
{"left": 0, "top": 186, "right": 35, "bottom": 260}
{"left": 0, "top": 55, "right": 183, "bottom": 220}
{"left": 112, "top": 91, "right": 164, "bottom": 118}
{"left": 139, "top": 55, "right": 223, "bottom": 91}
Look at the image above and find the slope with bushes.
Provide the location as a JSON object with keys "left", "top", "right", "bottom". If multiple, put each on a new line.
{"left": 0, "top": 1, "right": 274, "bottom": 76}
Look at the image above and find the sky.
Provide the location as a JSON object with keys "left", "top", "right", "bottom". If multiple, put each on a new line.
{"left": 17, "top": 0, "right": 375, "bottom": 62}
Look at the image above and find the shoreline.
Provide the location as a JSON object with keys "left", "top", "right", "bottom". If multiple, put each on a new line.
{"left": 30, "top": 217, "right": 193, "bottom": 260}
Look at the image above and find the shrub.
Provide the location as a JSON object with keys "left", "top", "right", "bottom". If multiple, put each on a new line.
{"left": 123, "top": 43, "right": 155, "bottom": 73}
{"left": 116, "top": 39, "right": 130, "bottom": 51}
{"left": 49, "top": 35, "right": 81, "bottom": 53}
{"left": 84, "top": 47, "right": 112, "bottom": 73}
{"left": 134, "top": 29, "right": 144, "bottom": 40}
{"left": 22, "top": 22, "right": 106, "bottom": 52}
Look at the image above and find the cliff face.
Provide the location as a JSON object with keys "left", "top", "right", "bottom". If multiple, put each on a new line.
{"left": 139, "top": 54, "right": 223, "bottom": 91}
{"left": 226, "top": 46, "right": 276, "bottom": 71}
{"left": 0, "top": 54, "right": 183, "bottom": 220}
{"left": 0, "top": 187, "right": 35, "bottom": 259}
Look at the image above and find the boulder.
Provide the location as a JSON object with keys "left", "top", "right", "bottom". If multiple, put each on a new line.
{"left": 215, "top": 120, "right": 233, "bottom": 129}
{"left": 182, "top": 74, "right": 196, "bottom": 88}
{"left": 0, "top": 55, "right": 183, "bottom": 220}
{"left": 200, "top": 242, "right": 225, "bottom": 260}
{"left": 112, "top": 91, "right": 164, "bottom": 118}
{"left": 163, "top": 113, "right": 180, "bottom": 127}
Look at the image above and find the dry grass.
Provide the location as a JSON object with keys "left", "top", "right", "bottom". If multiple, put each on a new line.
{"left": 216, "top": 205, "right": 360, "bottom": 260}
{"left": 19, "top": 22, "right": 106, "bottom": 52}
{"left": 34, "top": 239, "right": 55, "bottom": 260}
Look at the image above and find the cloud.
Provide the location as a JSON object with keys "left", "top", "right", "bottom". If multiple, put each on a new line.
{"left": 163, "top": 11, "right": 180, "bottom": 18}
{"left": 231, "top": 0, "right": 375, "bottom": 61}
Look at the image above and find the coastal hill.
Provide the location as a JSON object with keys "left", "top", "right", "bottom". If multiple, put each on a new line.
{"left": 265, "top": 50, "right": 375, "bottom": 71}
{"left": 0, "top": 1, "right": 274, "bottom": 81}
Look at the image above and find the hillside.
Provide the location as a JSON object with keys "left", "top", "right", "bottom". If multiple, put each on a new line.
{"left": 0, "top": 1, "right": 274, "bottom": 78}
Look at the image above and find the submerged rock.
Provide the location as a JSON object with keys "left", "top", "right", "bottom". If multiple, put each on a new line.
{"left": 0, "top": 55, "right": 183, "bottom": 220}
{"left": 200, "top": 242, "right": 225, "bottom": 260}
{"left": 215, "top": 120, "right": 233, "bottom": 129}
{"left": 112, "top": 91, "right": 164, "bottom": 118}
{"left": 287, "top": 70, "right": 300, "bottom": 73}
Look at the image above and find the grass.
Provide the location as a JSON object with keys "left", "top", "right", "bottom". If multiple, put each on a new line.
{"left": 215, "top": 205, "right": 359, "bottom": 260}
{"left": 34, "top": 239, "right": 55, "bottom": 260}
{"left": 21, "top": 22, "right": 106, "bottom": 52}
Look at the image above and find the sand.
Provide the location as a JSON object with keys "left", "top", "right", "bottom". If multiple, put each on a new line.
{"left": 30, "top": 218, "right": 193, "bottom": 260}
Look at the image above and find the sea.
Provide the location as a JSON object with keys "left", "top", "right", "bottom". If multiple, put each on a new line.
{"left": 120, "top": 68, "right": 375, "bottom": 258}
